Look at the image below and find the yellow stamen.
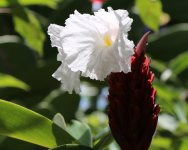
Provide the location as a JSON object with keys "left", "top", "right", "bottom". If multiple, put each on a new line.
{"left": 103, "top": 34, "right": 113, "bottom": 47}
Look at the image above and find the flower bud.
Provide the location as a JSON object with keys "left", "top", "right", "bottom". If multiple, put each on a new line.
{"left": 108, "top": 32, "right": 160, "bottom": 150}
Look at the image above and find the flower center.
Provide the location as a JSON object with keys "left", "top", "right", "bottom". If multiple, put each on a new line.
{"left": 103, "top": 34, "right": 113, "bottom": 47}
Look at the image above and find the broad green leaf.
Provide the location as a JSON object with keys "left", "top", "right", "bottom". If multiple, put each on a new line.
{"left": 0, "top": 73, "right": 30, "bottom": 91}
{"left": 50, "top": 144, "right": 93, "bottom": 150}
{"left": 13, "top": 8, "right": 45, "bottom": 56}
{"left": 0, "top": 0, "right": 59, "bottom": 9}
{"left": 93, "top": 130, "right": 113, "bottom": 150}
{"left": 0, "top": 99, "right": 76, "bottom": 148}
{"left": 176, "top": 123, "right": 188, "bottom": 137}
{"left": 0, "top": 137, "right": 37, "bottom": 150}
{"left": 180, "top": 138, "right": 188, "bottom": 150}
{"left": 151, "top": 137, "right": 172, "bottom": 149}
{"left": 135, "top": 0, "right": 162, "bottom": 31}
{"left": 169, "top": 51, "right": 188, "bottom": 75}
{"left": 37, "top": 88, "right": 80, "bottom": 122}
{"left": 53, "top": 113, "right": 67, "bottom": 129}
{"left": 67, "top": 120, "right": 92, "bottom": 147}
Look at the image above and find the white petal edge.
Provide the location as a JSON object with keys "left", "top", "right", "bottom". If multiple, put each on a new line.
{"left": 48, "top": 25, "right": 81, "bottom": 94}
{"left": 52, "top": 63, "right": 81, "bottom": 94}
{"left": 48, "top": 24, "right": 64, "bottom": 48}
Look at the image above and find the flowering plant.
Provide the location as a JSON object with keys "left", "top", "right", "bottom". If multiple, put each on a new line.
{"left": 48, "top": 8, "right": 160, "bottom": 150}
{"left": 1, "top": 0, "right": 188, "bottom": 150}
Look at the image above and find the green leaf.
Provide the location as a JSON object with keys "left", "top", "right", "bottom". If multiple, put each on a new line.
{"left": 180, "top": 138, "right": 188, "bottom": 150}
{"left": 37, "top": 88, "right": 80, "bottom": 122}
{"left": 0, "top": 99, "right": 76, "bottom": 148}
{"left": 135, "top": 0, "right": 162, "bottom": 31}
{"left": 151, "top": 137, "right": 172, "bottom": 149}
{"left": 67, "top": 120, "right": 92, "bottom": 147}
{"left": 13, "top": 8, "right": 45, "bottom": 56}
{"left": 0, "top": 73, "right": 30, "bottom": 91}
{"left": 153, "top": 80, "right": 180, "bottom": 102}
{"left": 150, "top": 59, "right": 166, "bottom": 73}
{"left": 93, "top": 130, "right": 113, "bottom": 150}
{"left": 0, "top": 0, "right": 59, "bottom": 9}
{"left": 53, "top": 113, "right": 67, "bottom": 129}
{"left": 169, "top": 51, "right": 188, "bottom": 75}
{"left": 50, "top": 144, "right": 93, "bottom": 150}
{"left": 0, "top": 137, "right": 36, "bottom": 150}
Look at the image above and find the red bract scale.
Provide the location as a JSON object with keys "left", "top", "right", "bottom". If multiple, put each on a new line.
{"left": 107, "top": 32, "right": 160, "bottom": 150}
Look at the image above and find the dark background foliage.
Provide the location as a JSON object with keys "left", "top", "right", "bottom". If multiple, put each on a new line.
{"left": 0, "top": 0, "right": 188, "bottom": 149}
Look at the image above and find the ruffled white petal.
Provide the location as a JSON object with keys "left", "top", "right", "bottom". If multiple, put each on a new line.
{"left": 48, "top": 24, "right": 64, "bottom": 48}
{"left": 59, "top": 7, "right": 134, "bottom": 80}
{"left": 112, "top": 8, "right": 135, "bottom": 73}
{"left": 52, "top": 62, "right": 80, "bottom": 94}
{"left": 48, "top": 25, "right": 80, "bottom": 94}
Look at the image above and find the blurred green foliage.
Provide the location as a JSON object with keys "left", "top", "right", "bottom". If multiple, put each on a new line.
{"left": 0, "top": 0, "right": 188, "bottom": 149}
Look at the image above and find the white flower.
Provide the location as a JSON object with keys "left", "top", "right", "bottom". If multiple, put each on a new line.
{"left": 48, "top": 24, "right": 80, "bottom": 94}
{"left": 48, "top": 7, "right": 134, "bottom": 93}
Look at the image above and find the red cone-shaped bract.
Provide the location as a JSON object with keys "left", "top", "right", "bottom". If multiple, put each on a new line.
{"left": 107, "top": 32, "right": 160, "bottom": 150}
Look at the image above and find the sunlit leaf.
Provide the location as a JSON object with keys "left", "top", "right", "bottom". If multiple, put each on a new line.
{"left": 153, "top": 80, "right": 180, "bottom": 102}
{"left": 151, "top": 137, "right": 172, "bottom": 149}
{"left": 135, "top": 0, "right": 162, "bottom": 31}
{"left": 0, "top": 0, "right": 59, "bottom": 9}
{"left": 0, "top": 73, "right": 30, "bottom": 91}
{"left": 67, "top": 120, "right": 92, "bottom": 147}
{"left": 53, "top": 113, "right": 67, "bottom": 129}
{"left": 13, "top": 8, "right": 45, "bottom": 56}
{"left": 0, "top": 99, "right": 76, "bottom": 148}
{"left": 169, "top": 51, "right": 188, "bottom": 75}
{"left": 93, "top": 129, "right": 113, "bottom": 150}
{"left": 180, "top": 138, "right": 188, "bottom": 150}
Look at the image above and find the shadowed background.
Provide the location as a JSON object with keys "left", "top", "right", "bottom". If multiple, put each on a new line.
{"left": 0, "top": 0, "right": 188, "bottom": 149}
